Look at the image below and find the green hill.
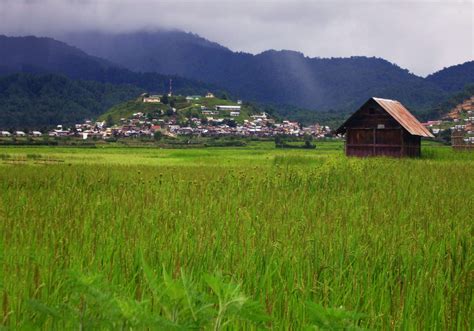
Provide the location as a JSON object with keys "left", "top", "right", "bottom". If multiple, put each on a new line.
{"left": 98, "top": 98, "right": 169, "bottom": 123}
{"left": 100, "top": 95, "right": 262, "bottom": 124}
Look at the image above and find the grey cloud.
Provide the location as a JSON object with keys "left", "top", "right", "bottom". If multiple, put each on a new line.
{"left": 0, "top": 0, "right": 472, "bottom": 76}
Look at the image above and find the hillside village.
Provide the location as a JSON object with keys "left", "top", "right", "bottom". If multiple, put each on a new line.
{"left": 421, "top": 95, "right": 474, "bottom": 146}
{"left": 0, "top": 92, "right": 331, "bottom": 140}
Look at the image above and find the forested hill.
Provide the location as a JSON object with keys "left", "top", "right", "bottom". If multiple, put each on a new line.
{"left": 0, "top": 35, "right": 215, "bottom": 95}
{"left": 58, "top": 30, "right": 464, "bottom": 113}
{"left": 0, "top": 73, "right": 143, "bottom": 128}
{"left": 426, "top": 61, "right": 474, "bottom": 92}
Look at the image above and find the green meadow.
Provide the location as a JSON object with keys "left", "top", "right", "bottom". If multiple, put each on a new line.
{"left": 0, "top": 142, "right": 472, "bottom": 330}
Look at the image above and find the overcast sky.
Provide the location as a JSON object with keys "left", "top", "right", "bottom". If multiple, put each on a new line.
{"left": 0, "top": 0, "right": 472, "bottom": 76}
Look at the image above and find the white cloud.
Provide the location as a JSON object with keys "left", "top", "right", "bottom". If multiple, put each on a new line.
{"left": 0, "top": 0, "right": 472, "bottom": 76}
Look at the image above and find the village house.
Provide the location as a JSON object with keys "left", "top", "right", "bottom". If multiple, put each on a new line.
{"left": 15, "top": 131, "right": 26, "bottom": 137}
{"left": 143, "top": 95, "right": 161, "bottom": 103}
{"left": 421, "top": 120, "right": 443, "bottom": 127}
{"left": 251, "top": 113, "right": 268, "bottom": 120}
{"left": 186, "top": 95, "right": 201, "bottom": 101}
{"left": 335, "top": 97, "right": 433, "bottom": 157}
{"left": 215, "top": 105, "right": 241, "bottom": 112}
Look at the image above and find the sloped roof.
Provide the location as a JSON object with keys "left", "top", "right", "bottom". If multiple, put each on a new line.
{"left": 336, "top": 97, "right": 434, "bottom": 138}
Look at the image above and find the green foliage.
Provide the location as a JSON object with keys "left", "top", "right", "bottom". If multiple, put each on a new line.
{"left": 105, "top": 114, "right": 114, "bottom": 127}
{"left": 25, "top": 257, "right": 269, "bottom": 330}
{"left": 304, "top": 302, "right": 365, "bottom": 330}
{"left": 153, "top": 131, "right": 163, "bottom": 141}
{"left": 100, "top": 99, "right": 167, "bottom": 123}
{"left": 304, "top": 134, "right": 315, "bottom": 149}
{"left": 274, "top": 134, "right": 284, "bottom": 148}
{"left": 269, "top": 103, "right": 350, "bottom": 127}
{"left": 275, "top": 134, "right": 316, "bottom": 149}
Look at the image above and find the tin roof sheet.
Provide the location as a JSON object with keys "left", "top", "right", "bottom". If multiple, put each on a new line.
{"left": 372, "top": 98, "right": 434, "bottom": 137}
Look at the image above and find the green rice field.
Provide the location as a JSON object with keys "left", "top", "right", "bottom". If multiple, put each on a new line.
{"left": 0, "top": 142, "right": 472, "bottom": 330}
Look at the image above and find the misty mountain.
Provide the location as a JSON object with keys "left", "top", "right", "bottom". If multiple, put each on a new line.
{"left": 0, "top": 35, "right": 215, "bottom": 95}
{"left": 59, "top": 30, "right": 458, "bottom": 113}
{"left": 0, "top": 35, "right": 110, "bottom": 79}
{"left": 426, "top": 61, "right": 474, "bottom": 92}
{"left": 0, "top": 73, "right": 143, "bottom": 128}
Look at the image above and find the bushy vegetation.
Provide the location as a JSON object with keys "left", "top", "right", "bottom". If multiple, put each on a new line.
{"left": 0, "top": 144, "right": 472, "bottom": 329}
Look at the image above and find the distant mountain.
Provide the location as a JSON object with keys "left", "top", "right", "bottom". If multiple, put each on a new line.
{"left": 0, "top": 35, "right": 216, "bottom": 95}
{"left": 0, "top": 35, "right": 110, "bottom": 78}
{"left": 0, "top": 73, "right": 143, "bottom": 128}
{"left": 59, "top": 30, "right": 230, "bottom": 75}
{"left": 426, "top": 61, "right": 474, "bottom": 92}
{"left": 59, "top": 30, "right": 456, "bottom": 113}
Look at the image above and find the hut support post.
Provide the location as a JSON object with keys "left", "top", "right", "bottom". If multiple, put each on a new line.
{"left": 400, "top": 129, "right": 404, "bottom": 157}
{"left": 373, "top": 128, "right": 376, "bottom": 155}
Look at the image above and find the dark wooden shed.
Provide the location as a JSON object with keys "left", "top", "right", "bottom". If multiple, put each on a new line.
{"left": 335, "top": 97, "right": 434, "bottom": 157}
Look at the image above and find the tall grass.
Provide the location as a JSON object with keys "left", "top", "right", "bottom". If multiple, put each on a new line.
{"left": 0, "top": 148, "right": 472, "bottom": 329}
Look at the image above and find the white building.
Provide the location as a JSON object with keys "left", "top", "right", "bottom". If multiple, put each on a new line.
{"left": 215, "top": 105, "right": 241, "bottom": 111}
{"left": 143, "top": 95, "right": 161, "bottom": 103}
{"left": 251, "top": 112, "right": 268, "bottom": 120}
{"left": 1, "top": 131, "right": 11, "bottom": 137}
{"left": 186, "top": 95, "right": 201, "bottom": 101}
{"left": 15, "top": 131, "right": 26, "bottom": 137}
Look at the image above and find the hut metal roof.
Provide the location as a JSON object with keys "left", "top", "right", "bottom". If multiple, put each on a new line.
{"left": 336, "top": 97, "right": 434, "bottom": 138}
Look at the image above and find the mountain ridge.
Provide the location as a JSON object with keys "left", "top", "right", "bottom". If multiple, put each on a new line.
{"left": 426, "top": 60, "right": 474, "bottom": 92}
{"left": 0, "top": 34, "right": 216, "bottom": 95}
{"left": 57, "top": 30, "right": 467, "bottom": 112}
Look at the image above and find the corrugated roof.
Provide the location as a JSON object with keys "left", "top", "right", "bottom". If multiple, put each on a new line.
{"left": 336, "top": 97, "right": 434, "bottom": 138}
{"left": 372, "top": 98, "right": 434, "bottom": 137}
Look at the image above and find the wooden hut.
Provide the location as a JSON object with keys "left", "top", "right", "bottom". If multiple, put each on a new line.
{"left": 335, "top": 97, "right": 433, "bottom": 157}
